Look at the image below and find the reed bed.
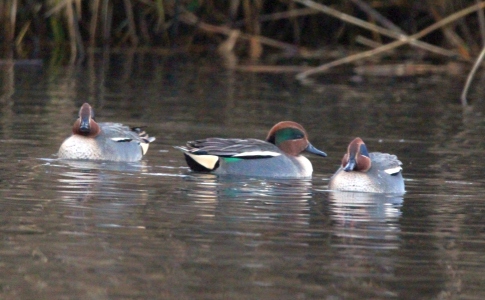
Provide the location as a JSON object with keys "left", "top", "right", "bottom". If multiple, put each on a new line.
{"left": 0, "top": 1, "right": 483, "bottom": 58}
{"left": 1, "top": 0, "right": 485, "bottom": 92}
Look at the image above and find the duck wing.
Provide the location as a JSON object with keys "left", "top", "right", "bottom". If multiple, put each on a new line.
{"left": 180, "top": 138, "right": 281, "bottom": 158}
{"left": 370, "top": 152, "right": 403, "bottom": 175}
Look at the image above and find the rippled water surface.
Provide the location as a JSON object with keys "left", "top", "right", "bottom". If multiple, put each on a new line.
{"left": 1, "top": 53, "right": 485, "bottom": 299}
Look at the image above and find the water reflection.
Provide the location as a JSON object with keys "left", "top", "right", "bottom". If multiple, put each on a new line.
{"left": 298, "top": 191, "right": 404, "bottom": 298}
{"left": 328, "top": 191, "right": 403, "bottom": 249}
{"left": 7, "top": 160, "right": 193, "bottom": 299}
{"left": 51, "top": 160, "right": 151, "bottom": 230}
{"left": 4, "top": 53, "right": 485, "bottom": 299}
{"left": 172, "top": 175, "right": 319, "bottom": 297}
{"left": 179, "top": 174, "right": 313, "bottom": 229}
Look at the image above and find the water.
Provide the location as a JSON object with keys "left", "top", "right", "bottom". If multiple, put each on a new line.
{"left": 1, "top": 53, "right": 485, "bottom": 299}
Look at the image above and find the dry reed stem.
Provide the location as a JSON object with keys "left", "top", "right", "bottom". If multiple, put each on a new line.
{"left": 229, "top": 0, "right": 240, "bottom": 20}
{"left": 354, "top": 62, "right": 463, "bottom": 77}
{"left": 15, "top": 21, "right": 31, "bottom": 50}
{"left": 123, "top": 0, "right": 139, "bottom": 45}
{"left": 242, "top": 0, "right": 252, "bottom": 34}
{"left": 65, "top": 0, "right": 77, "bottom": 63}
{"left": 90, "top": 0, "right": 100, "bottom": 46}
{"left": 355, "top": 35, "right": 384, "bottom": 48}
{"left": 461, "top": 46, "right": 485, "bottom": 106}
{"left": 178, "top": 10, "right": 299, "bottom": 53}
{"left": 477, "top": 0, "right": 485, "bottom": 46}
{"left": 234, "top": 8, "right": 318, "bottom": 26}
{"left": 218, "top": 30, "right": 240, "bottom": 68}
{"left": 9, "top": 0, "right": 18, "bottom": 43}
{"left": 75, "top": 0, "right": 81, "bottom": 19}
{"left": 350, "top": 0, "right": 403, "bottom": 34}
{"left": 288, "top": 1, "right": 300, "bottom": 43}
{"left": 293, "top": 0, "right": 460, "bottom": 58}
{"left": 154, "top": 0, "right": 165, "bottom": 32}
{"left": 242, "top": 0, "right": 263, "bottom": 59}
{"left": 102, "top": 0, "right": 112, "bottom": 43}
{"left": 296, "top": 1, "right": 485, "bottom": 81}
{"left": 428, "top": 5, "right": 470, "bottom": 59}
{"left": 235, "top": 65, "right": 312, "bottom": 73}
{"left": 45, "top": 0, "right": 69, "bottom": 17}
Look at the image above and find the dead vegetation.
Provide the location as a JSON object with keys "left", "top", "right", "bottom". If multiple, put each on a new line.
{"left": 1, "top": 1, "right": 485, "bottom": 104}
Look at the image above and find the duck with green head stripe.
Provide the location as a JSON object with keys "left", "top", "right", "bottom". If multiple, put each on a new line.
{"left": 175, "top": 121, "right": 327, "bottom": 178}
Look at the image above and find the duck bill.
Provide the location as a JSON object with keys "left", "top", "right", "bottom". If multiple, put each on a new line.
{"left": 305, "top": 143, "right": 327, "bottom": 157}
{"left": 343, "top": 157, "right": 356, "bottom": 171}
{"left": 79, "top": 116, "right": 91, "bottom": 133}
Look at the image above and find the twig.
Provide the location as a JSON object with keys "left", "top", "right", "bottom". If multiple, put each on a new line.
{"left": 461, "top": 46, "right": 485, "bottom": 106}
{"left": 293, "top": 0, "right": 460, "bottom": 58}
{"left": 296, "top": 1, "right": 485, "bottom": 81}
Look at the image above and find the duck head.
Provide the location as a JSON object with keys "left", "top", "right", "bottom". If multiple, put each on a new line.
{"left": 342, "top": 137, "right": 371, "bottom": 172}
{"left": 72, "top": 103, "right": 101, "bottom": 137}
{"left": 266, "top": 121, "right": 327, "bottom": 157}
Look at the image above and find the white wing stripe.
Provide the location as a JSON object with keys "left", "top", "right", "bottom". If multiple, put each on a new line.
{"left": 111, "top": 137, "right": 132, "bottom": 142}
{"left": 232, "top": 151, "right": 281, "bottom": 157}
{"left": 384, "top": 166, "right": 402, "bottom": 175}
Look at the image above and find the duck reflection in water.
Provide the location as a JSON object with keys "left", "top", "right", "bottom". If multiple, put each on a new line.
{"left": 179, "top": 173, "right": 314, "bottom": 229}
{"left": 54, "top": 160, "right": 150, "bottom": 230}
{"left": 303, "top": 190, "right": 405, "bottom": 298}
{"left": 328, "top": 191, "right": 403, "bottom": 249}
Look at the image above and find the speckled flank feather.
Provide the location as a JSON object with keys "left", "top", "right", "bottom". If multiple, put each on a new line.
{"left": 58, "top": 135, "right": 103, "bottom": 160}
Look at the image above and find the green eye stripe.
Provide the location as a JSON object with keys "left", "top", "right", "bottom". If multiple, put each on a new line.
{"left": 275, "top": 128, "right": 304, "bottom": 145}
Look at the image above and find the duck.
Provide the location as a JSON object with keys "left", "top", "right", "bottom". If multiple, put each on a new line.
{"left": 175, "top": 121, "right": 327, "bottom": 178}
{"left": 57, "top": 103, "right": 155, "bottom": 162}
{"left": 328, "top": 137, "right": 405, "bottom": 193}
